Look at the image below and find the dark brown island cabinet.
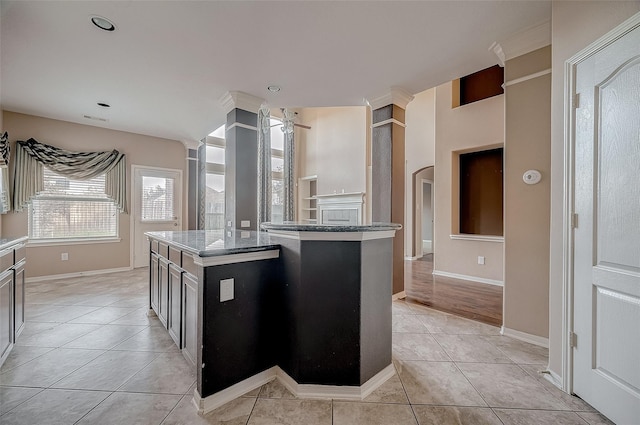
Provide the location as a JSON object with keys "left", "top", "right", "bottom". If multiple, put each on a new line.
{"left": 0, "top": 236, "right": 27, "bottom": 368}
{"left": 146, "top": 223, "right": 400, "bottom": 415}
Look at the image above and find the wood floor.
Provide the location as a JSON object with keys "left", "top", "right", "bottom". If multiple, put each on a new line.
{"left": 404, "top": 254, "right": 503, "bottom": 327}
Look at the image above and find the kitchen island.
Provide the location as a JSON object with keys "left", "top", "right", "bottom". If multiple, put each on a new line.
{"left": 147, "top": 223, "right": 400, "bottom": 414}
{"left": 0, "top": 236, "right": 27, "bottom": 368}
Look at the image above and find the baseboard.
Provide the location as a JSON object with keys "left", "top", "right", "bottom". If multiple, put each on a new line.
{"left": 392, "top": 291, "right": 406, "bottom": 300}
{"left": 195, "top": 367, "right": 277, "bottom": 414}
{"left": 543, "top": 369, "right": 563, "bottom": 390}
{"left": 196, "top": 363, "right": 395, "bottom": 414}
{"left": 432, "top": 270, "right": 503, "bottom": 287}
{"left": 500, "top": 326, "right": 549, "bottom": 348}
{"left": 25, "top": 266, "right": 133, "bottom": 283}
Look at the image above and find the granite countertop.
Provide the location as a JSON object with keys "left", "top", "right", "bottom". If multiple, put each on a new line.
{"left": 145, "top": 230, "right": 279, "bottom": 257}
{"left": 0, "top": 236, "right": 28, "bottom": 251}
{"left": 260, "top": 222, "right": 402, "bottom": 232}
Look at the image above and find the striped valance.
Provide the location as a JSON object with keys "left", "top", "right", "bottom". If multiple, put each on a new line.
{"left": 13, "top": 138, "right": 127, "bottom": 213}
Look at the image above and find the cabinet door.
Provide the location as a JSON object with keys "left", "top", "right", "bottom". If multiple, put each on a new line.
{"left": 168, "top": 264, "right": 182, "bottom": 346}
{"left": 13, "top": 260, "right": 26, "bottom": 339}
{"left": 182, "top": 272, "right": 198, "bottom": 367}
{"left": 0, "top": 269, "right": 14, "bottom": 364}
{"left": 158, "top": 258, "right": 169, "bottom": 327}
{"left": 150, "top": 253, "right": 160, "bottom": 314}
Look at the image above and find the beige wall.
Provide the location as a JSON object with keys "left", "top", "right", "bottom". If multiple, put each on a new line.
{"left": 404, "top": 88, "right": 436, "bottom": 257}
{"left": 548, "top": 1, "right": 640, "bottom": 379}
{"left": 2, "top": 111, "right": 186, "bottom": 278}
{"left": 433, "top": 82, "right": 504, "bottom": 282}
{"left": 503, "top": 46, "right": 551, "bottom": 339}
{"left": 297, "top": 107, "right": 367, "bottom": 196}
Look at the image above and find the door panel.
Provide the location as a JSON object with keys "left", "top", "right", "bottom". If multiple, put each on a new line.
{"left": 573, "top": 21, "right": 640, "bottom": 424}
{"left": 133, "top": 166, "right": 182, "bottom": 268}
{"left": 158, "top": 258, "right": 169, "bottom": 327}
{"left": 182, "top": 272, "right": 198, "bottom": 367}
{"left": 168, "top": 264, "right": 182, "bottom": 346}
{"left": 13, "top": 260, "right": 25, "bottom": 339}
{"left": 150, "top": 253, "right": 159, "bottom": 314}
{"left": 0, "top": 269, "right": 13, "bottom": 362}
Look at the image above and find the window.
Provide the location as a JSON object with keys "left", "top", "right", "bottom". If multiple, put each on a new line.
{"left": 141, "top": 176, "right": 176, "bottom": 221}
{"left": 205, "top": 125, "right": 225, "bottom": 230}
{"left": 270, "top": 118, "right": 285, "bottom": 223}
{"left": 459, "top": 148, "right": 503, "bottom": 236}
{"left": 29, "top": 168, "right": 118, "bottom": 241}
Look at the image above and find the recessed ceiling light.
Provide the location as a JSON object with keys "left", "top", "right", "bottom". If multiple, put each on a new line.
{"left": 97, "top": 102, "right": 110, "bottom": 108}
{"left": 90, "top": 15, "right": 116, "bottom": 32}
{"left": 267, "top": 85, "right": 281, "bottom": 93}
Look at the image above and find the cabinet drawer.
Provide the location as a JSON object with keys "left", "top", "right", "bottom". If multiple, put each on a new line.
{"left": 181, "top": 253, "right": 198, "bottom": 278}
{"left": 158, "top": 242, "right": 169, "bottom": 259}
{"left": 169, "top": 247, "right": 182, "bottom": 266}
{"left": 150, "top": 239, "right": 159, "bottom": 254}
{"left": 0, "top": 248, "right": 12, "bottom": 272}
{"left": 14, "top": 244, "right": 26, "bottom": 264}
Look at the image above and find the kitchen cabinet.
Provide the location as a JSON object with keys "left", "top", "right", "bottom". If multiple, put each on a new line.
{"left": 0, "top": 236, "right": 27, "bottom": 368}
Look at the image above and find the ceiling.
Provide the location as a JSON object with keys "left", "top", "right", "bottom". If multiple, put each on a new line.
{"left": 0, "top": 1, "right": 551, "bottom": 143}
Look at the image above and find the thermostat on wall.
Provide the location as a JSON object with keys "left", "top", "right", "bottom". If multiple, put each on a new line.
{"left": 523, "top": 169, "right": 542, "bottom": 185}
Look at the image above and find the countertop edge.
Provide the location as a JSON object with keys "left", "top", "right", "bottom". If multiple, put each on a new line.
{"left": 0, "top": 236, "right": 28, "bottom": 251}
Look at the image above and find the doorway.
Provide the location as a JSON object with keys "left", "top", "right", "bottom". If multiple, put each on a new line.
{"left": 131, "top": 165, "right": 183, "bottom": 268}
{"left": 566, "top": 13, "right": 640, "bottom": 424}
{"left": 421, "top": 179, "right": 434, "bottom": 255}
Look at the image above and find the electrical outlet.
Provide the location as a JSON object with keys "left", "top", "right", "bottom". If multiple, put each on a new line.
{"left": 240, "top": 220, "right": 250, "bottom": 228}
{"left": 478, "top": 256, "right": 485, "bottom": 265}
{"left": 241, "top": 231, "right": 250, "bottom": 238}
{"left": 61, "top": 253, "right": 69, "bottom": 261}
{"left": 220, "top": 278, "right": 234, "bottom": 302}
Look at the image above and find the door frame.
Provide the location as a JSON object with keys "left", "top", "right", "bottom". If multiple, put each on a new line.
{"left": 130, "top": 164, "right": 184, "bottom": 268}
{"left": 561, "top": 11, "right": 640, "bottom": 394}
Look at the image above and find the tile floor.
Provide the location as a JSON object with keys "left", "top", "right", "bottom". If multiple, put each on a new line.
{"left": 0, "top": 268, "right": 614, "bottom": 425}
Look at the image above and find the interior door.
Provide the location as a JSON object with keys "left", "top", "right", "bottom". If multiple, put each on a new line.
{"left": 132, "top": 166, "right": 182, "bottom": 268}
{"left": 572, "top": 22, "right": 640, "bottom": 424}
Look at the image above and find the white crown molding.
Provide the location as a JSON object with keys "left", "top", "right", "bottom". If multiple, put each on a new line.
{"left": 490, "top": 19, "right": 551, "bottom": 65}
{"left": 181, "top": 139, "right": 203, "bottom": 150}
{"left": 219, "top": 91, "right": 264, "bottom": 114}
{"left": 367, "top": 86, "right": 415, "bottom": 110}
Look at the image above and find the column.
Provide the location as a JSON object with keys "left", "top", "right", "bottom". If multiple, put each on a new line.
{"left": 368, "top": 88, "right": 414, "bottom": 295}
{"left": 182, "top": 139, "right": 204, "bottom": 230}
{"left": 219, "top": 91, "right": 264, "bottom": 234}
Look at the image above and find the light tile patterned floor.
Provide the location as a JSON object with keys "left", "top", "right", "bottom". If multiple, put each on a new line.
{"left": 0, "top": 268, "right": 614, "bottom": 425}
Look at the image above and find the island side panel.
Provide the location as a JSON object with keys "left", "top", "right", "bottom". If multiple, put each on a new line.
{"left": 298, "top": 240, "right": 362, "bottom": 386}
{"left": 199, "top": 258, "right": 280, "bottom": 397}
{"left": 360, "top": 238, "right": 393, "bottom": 384}
{"left": 270, "top": 236, "right": 301, "bottom": 383}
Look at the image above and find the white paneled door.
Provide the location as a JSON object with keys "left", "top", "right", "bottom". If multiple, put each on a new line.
{"left": 132, "top": 166, "right": 182, "bottom": 268}
{"left": 572, "top": 19, "right": 640, "bottom": 424}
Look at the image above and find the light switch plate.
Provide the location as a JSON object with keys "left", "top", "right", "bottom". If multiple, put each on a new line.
{"left": 240, "top": 220, "right": 250, "bottom": 228}
{"left": 220, "top": 278, "right": 234, "bottom": 302}
{"left": 478, "top": 256, "right": 485, "bottom": 265}
{"left": 241, "top": 231, "right": 250, "bottom": 238}
{"left": 227, "top": 221, "right": 232, "bottom": 227}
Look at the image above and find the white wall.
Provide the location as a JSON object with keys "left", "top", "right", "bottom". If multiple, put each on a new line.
{"left": 297, "top": 106, "right": 367, "bottom": 196}
{"left": 404, "top": 88, "right": 436, "bottom": 256}
{"left": 422, "top": 183, "right": 432, "bottom": 241}
{"left": 548, "top": 0, "right": 640, "bottom": 381}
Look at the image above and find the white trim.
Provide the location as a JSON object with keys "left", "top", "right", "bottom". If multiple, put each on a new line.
{"left": 392, "top": 291, "right": 406, "bottom": 301}
{"left": 449, "top": 234, "right": 504, "bottom": 243}
{"left": 266, "top": 229, "right": 397, "bottom": 242}
{"left": 372, "top": 118, "right": 406, "bottom": 128}
{"left": 504, "top": 69, "right": 551, "bottom": 87}
{"left": 181, "top": 139, "right": 203, "bottom": 150}
{"left": 500, "top": 326, "right": 549, "bottom": 348}
{"left": 490, "top": 20, "right": 551, "bottom": 65}
{"left": 226, "top": 122, "right": 258, "bottom": 132}
{"left": 196, "top": 364, "right": 395, "bottom": 414}
{"left": 219, "top": 91, "right": 264, "bottom": 114}
{"left": 544, "top": 369, "right": 563, "bottom": 390}
{"left": 404, "top": 256, "right": 420, "bottom": 261}
{"left": 193, "top": 250, "right": 280, "bottom": 267}
{"left": 561, "top": 10, "right": 640, "bottom": 396}
{"left": 315, "top": 192, "right": 364, "bottom": 199}
{"left": 194, "top": 367, "right": 277, "bottom": 414}
{"left": 432, "top": 270, "right": 504, "bottom": 287}
{"left": 367, "top": 86, "right": 415, "bottom": 110}
{"left": 25, "top": 266, "right": 132, "bottom": 283}
{"left": 27, "top": 237, "right": 121, "bottom": 247}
